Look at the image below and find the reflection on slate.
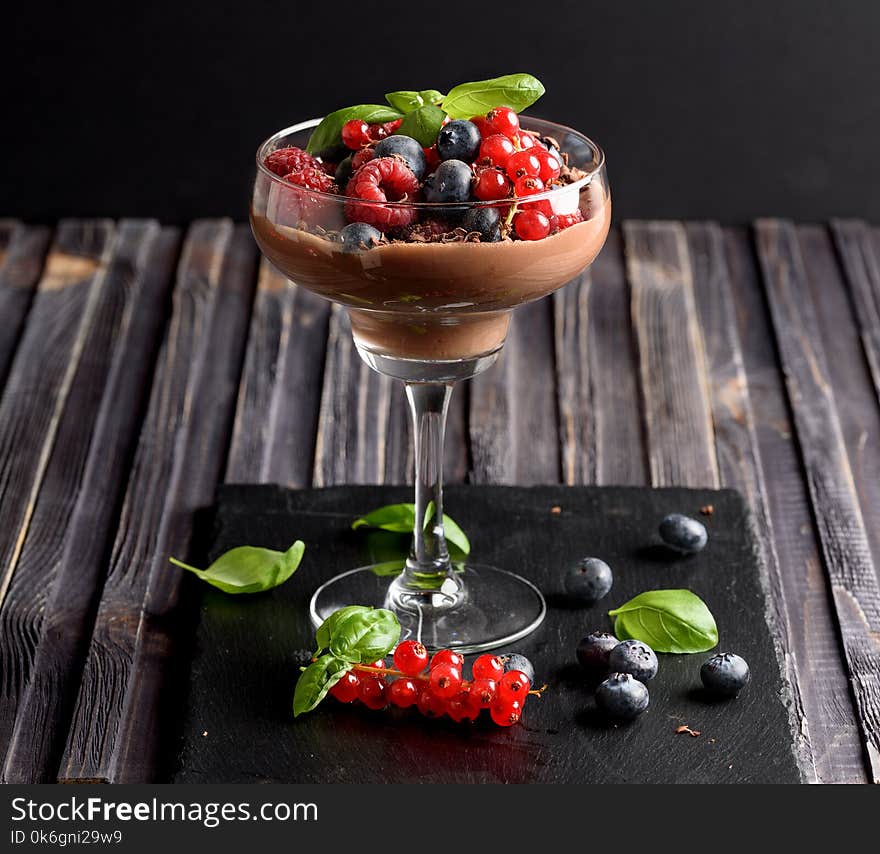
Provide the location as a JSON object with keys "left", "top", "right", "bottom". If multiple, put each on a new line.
{"left": 173, "top": 485, "right": 802, "bottom": 784}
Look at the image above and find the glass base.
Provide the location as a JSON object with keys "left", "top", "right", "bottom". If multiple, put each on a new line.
{"left": 309, "top": 564, "right": 547, "bottom": 654}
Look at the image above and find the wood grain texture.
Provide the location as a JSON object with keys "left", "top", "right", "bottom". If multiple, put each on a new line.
{"left": 623, "top": 222, "right": 719, "bottom": 488}
{"left": 1, "top": 223, "right": 180, "bottom": 782}
{"left": 755, "top": 219, "right": 880, "bottom": 782}
{"left": 0, "top": 222, "right": 51, "bottom": 389}
{"left": 59, "top": 221, "right": 257, "bottom": 782}
{"left": 553, "top": 229, "right": 647, "bottom": 486}
{"left": 226, "top": 261, "right": 330, "bottom": 487}
{"left": 686, "top": 222, "right": 816, "bottom": 778}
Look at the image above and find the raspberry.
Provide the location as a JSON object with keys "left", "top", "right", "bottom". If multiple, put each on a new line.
{"left": 429, "top": 663, "right": 462, "bottom": 698}
{"left": 352, "top": 147, "right": 376, "bottom": 170}
{"left": 345, "top": 157, "right": 420, "bottom": 228}
{"left": 514, "top": 209, "right": 551, "bottom": 241}
{"left": 393, "top": 640, "right": 429, "bottom": 676}
{"left": 474, "top": 167, "right": 511, "bottom": 201}
{"left": 490, "top": 698, "right": 522, "bottom": 727}
{"left": 284, "top": 167, "right": 337, "bottom": 193}
{"left": 264, "top": 146, "right": 320, "bottom": 176}
{"left": 472, "top": 654, "right": 505, "bottom": 681}
{"left": 430, "top": 649, "right": 465, "bottom": 671}
{"left": 388, "top": 677, "right": 421, "bottom": 708}
{"left": 329, "top": 671, "right": 360, "bottom": 703}
{"left": 551, "top": 210, "right": 584, "bottom": 232}
{"left": 342, "top": 119, "right": 373, "bottom": 149}
{"left": 498, "top": 669, "right": 532, "bottom": 702}
{"left": 485, "top": 106, "right": 520, "bottom": 139}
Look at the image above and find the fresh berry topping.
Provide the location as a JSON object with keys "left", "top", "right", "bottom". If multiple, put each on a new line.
{"left": 461, "top": 207, "right": 502, "bottom": 242}
{"left": 366, "top": 659, "right": 386, "bottom": 671}
{"left": 388, "top": 677, "right": 421, "bottom": 708}
{"left": 524, "top": 198, "right": 553, "bottom": 217}
{"left": 264, "top": 146, "right": 320, "bottom": 177}
{"left": 551, "top": 210, "right": 584, "bottom": 231}
{"left": 437, "top": 119, "right": 482, "bottom": 163}
{"left": 335, "top": 156, "right": 354, "bottom": 189}
{"left": 416, "top": 687, "right": 447, "bottom": 719}
{"left": 497, "top": 669, "right": 531, "bottom": 702}
{"left": 490, "top": 698, "right": 522, "bottom": 727}
{"left": 342, "top": 119, "right": 374, "bottom": 150}
{"left": 329, "top": 671, "right": 360, "bottom": 703}
{"left": 564, "top": 556, "right": 613, "bottom": 604}
{"left": 345, "top": 157, "right": 420, "bottom": 228}
{"left": 470, "top": 677, "right": 498, "bottom": 708}
{"left": 284, "top": 167, "right": 337, "bottom": 194}
{"left": 374, "top": 119, "right": 403, "bottom": 138}
{"left": 659, "top": 514, "right": 708, "bottom": 553}
{"left": 423, "top": 160, "right": 473, "bottom": 204}
{"left": 447, "top": 689, "right": 481, "bottom": 722}
{"left": 351, "top": 146, "right": 376, "bottom": 171}
{"left": 576, "top": 631, "right": 619, "bottom": 670}
{"left": 429, "top": 663, "right": 463, "bottom": 698}
{"left": 596, "top": 673, "right": 649, "bottom": 720}
{"left": 500, "top": 653, "right": 535, "bottom": 685}
{"left": 473, "top": 167, "right": 512, "bottom": 201}
{"left": 423, "top": 145, "right": 441, "bottom": 171}
{"left": 514, "top": 209, "right": 550, "bottom": 240}
{"left": 373, "top": 135, "right": 427, "bottom": 179}
{"left": 340, "top": 222, "right": 383, "bottom": 252}
{"left": 517, "top": 131, "right": 537, "bottom": 150}
{"left": 430, "top": 649, "right": 465, "bottom": 671}
{"left": 485, "top": 106, "right": 520, "bottom": 140}
{"left": 358, "top": 676, "right": 388, "bottom": 710}
{"left": 478, "top": 133, "right": 516, "bottom": 168}
{"left": 472, "top": 654, "right": 505, "bottom": 681}
{"left": 506, "top": 150, "right": 542, "bottom": 180}
{"left": 513, "top": 175, "right": 544, "bottom": 197}
{"left": 608, "top": 640, "right": 659, "bottom": 683}
{"left": 700, "top": 652, "right": 750, "bottom": 697}
{"left": 393, "top": 640, "right": 430, "bottom": 676}
{"left": 533, "top": 146, "right": 562, "bottom": 183}
{"left": 469, "top": 115, "right": 492, "bottom": 137}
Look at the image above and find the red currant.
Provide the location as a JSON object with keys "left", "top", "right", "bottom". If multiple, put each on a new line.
{"left": 329, "top": 670, "right": 360, "bottom": 703}
{"left": 393, "top": 640, "right": 429, "bottom": 676}
{"left": 506, "top": 150, "right": 542, "bottom": 180}
{"left": 366, "top": 659, "right": 386, "bottom": 672}
{"left": 532, "top": 147, "right": 562, "bottom": 183}
{"left": 447, "top": 689, "right": 481, "bottom": 722}
{"left": 474, "top": 167, "right": 512, "bottom": 201}
{"left": 469, "top": 115, "right": 492, "bottom": 137}
{"left": 517, "top": 132, "right": 536, "bottom": 150}
{"left": 388, "top": 677, "right": 421, "bottom": 708}
{"left": 417, "top": 687, "right": 447, "bottom": 719}
{"left": 513, "top": 175, "right": 545, "bottom": 197}
{"left": 372, "top": 119, "right": 402, "bottom": 140}
{"left": 498, "top": 669, "right": 532, "bottom": 701}
{"left": 490, "top": 698, "right": 522, "bottom": 727}
{"left": 479, "top": 134, "right": 516, "bottom": 168}
{"left": 472, "top": 654, "right": 505, "bottom": 681}
{"left": 470, "top": 677, "right": 498, "bottom": 708}
{"left": 551, "top": 210, "right": 584, "bottom": 232}
{"left": 342, "top": 119, "right": 373, "bottom": 150}
{"left": 514, "top": 210, "right": 551, "bottom": 241}
{"left": 430, "top": 650, "right": 465, "bottom": 671}
{"left": 485, "top": 106, "right": 520, "bottom": 139}
{"left": 358, "top": 676, "right": 387, "bottom": 710}
{"left": 430, "top": 663, "right": 462, "bottom": 698}
{"left": 525, "top": 198, "right": 554, "bottom": 217}
{"left": 423, "top": 145, "right": 441, "bottom": 171}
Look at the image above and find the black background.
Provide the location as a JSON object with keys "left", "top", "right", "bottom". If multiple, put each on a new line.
{"left": 4, "top": 0, "right": 879, "bottom": 224}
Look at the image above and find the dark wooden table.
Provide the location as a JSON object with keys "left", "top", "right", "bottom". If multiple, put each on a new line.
{"left": 0, "top": 218, "right": 878, "bottom": 784}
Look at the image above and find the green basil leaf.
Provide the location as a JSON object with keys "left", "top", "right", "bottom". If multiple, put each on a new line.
{"left": 314, "top": 605, "right": 371, "bottom": 655}
{"left": 293, "top": 654, "right": 351, "bottom": 717}
{"left": 395, "top": 104, "right": 448, "bottom": 147}
{"left": 352, "top": 503, "right": 471, "bottom": 556}
{"left": 306, "top": 104, "right": 404, "bottom": 154}
{"left": 385, "top": 89, "right": 445, "bottom": 113}
{"left": 169, "top": 541, "right": 305, "bottom": 594}
{"left": 442, "top": 73, "right": 545, "bottom": 119}
{"left": 329, "top": 607, "right": 400, "bottom": 663}
{"left": 608, "top": 589, "right": 719, "bottom": 653}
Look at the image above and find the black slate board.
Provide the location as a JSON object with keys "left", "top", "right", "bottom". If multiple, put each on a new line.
{"left": 172, "top": 485, "right": 803, "bottom": 784}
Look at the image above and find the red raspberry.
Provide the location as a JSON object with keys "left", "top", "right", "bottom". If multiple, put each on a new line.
{"left": 474, "top": 167, "right": 512, "bottom": 201}
{"left": 264, "top": 146, "right": 320, "bottom": 176}
{"left": 514, "top": 209, "right": 551, "bottom": 241}
{"left": 342, "top": 119, "right": 373, "bottom": 149}
{"left": 351, "top": 147, "right": 376, "bottom": 170}
{"left": 284, "top": 167, "right": 337, "bottom": 193}
{"left": 345, "top": 157, "right": 420, "bottom": 228}
{"left": 485, "top": 106, "right": 520, "bottom": 139}
{"left": 551, "top": 210, "right": 584, "bottom": 232}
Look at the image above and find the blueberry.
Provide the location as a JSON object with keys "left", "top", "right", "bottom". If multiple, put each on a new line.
{"left": 437, "top": 119, "right": 482, "bottom": 163}
{"left": 700, "top": 652, "right": 750, "bottom": 697}
{"left": 500, "top": 653, "right": 535, "bottom": 685}
{"left": 373, "top": 135, "right": 427, "bottom": 180}
{"left": 423, "top": 160, "right": 473, "bottom": 204}
{"left": 335, "top": 156, "right": 353, "bottom": 189}
{"left": 608, "top": 639, "right": 658, "bottom": 682}
{"left": 340, "top": 222, "right": 382, "bottom": 252}
{"left": 659, "top": 514, "right": 708, "bottom": 553}
{"left": 564, "top": 557, "right": 613, "bottom": 604}
{"left": 596, "top": 673, "right": 649, "bottom": 720}
{"left": 576, "top": 631, "right": 619, "bottom": 670}
{"left": 461, "top": 207, "right": 501, "bottom": 242}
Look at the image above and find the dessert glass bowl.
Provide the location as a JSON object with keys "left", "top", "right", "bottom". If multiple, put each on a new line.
{"left": 251, "top": 117, "right": 610, "bottom": 652}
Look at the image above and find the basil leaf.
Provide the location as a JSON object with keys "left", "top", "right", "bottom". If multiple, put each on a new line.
{"left": 306, "top": 104, "right": 404, "bottom": 154}
{"left": 169, "top": 541, "right": 305, "bottom": 594}
{"left": 385, "top": 89, "right": 445, "bottom": 113}
{"left": 314, "top": 605, "right": 371, "bottom": 656}
{"left": 293, "top": 654, "right": 351, "bottom": 717}
{"left": 352, "top": 503, "right": 471, "bottom": 556}
{"left": 442, "top": 73, "right": 545, "bottom": 119}
{"left": 396, "top": 104, "right": 448, "bottom": 146}
{"left": 329, "top": 607, "right": 400, "bottom": 663}
{"left": 608, "top": 589, "right": 719, "bottom": 654}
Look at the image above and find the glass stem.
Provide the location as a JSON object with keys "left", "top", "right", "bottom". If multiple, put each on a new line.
{"left": 404, "top": 382, "right": 454, "bottom": 583}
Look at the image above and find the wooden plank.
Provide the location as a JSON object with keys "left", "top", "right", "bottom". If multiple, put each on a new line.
{"left": 553, "top": 228, "right": 647, "bottom": 486}
{"left": 755, "top": 219, "right": 880, "bottom": 782}
{"left": 623, "top": 221, "right": 719, "bottom": 488}
{"left": 831, "top": 220, "right": 880, "bottom": 406}
{"left": 469, "top": 298, "right": 559, "bottom": 484}
{"left": 225, "top": 261, "right": 330, "bottom": 487}
{"left": 60, "top": 221, "right": 257, "bottom": 782}
{"left": 686, "top": 222, "right": 816, "bottom": 779}
{"left": 0, "top": 222, "right": 51, "bottom": 388}
{"left": 1, "top": 222, "right": 180, "bottom": 782}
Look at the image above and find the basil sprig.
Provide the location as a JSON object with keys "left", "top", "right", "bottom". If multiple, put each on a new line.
{"left": 396, "top": 104, "right": 448, "bottom": 146}
{"left": 294, "top": 606, "right": 400, "bottom": 716}
{"left": 441, "top": 73, "right": 545, "bottom": 119}
{"left": 306, "top": 104, "right": 404, "bottom": 154}
{"left": 608, "top": 589, "right": 719, "bottom": 653}
{"left": 169, "top": 541, "right": 305, "bottom": 594}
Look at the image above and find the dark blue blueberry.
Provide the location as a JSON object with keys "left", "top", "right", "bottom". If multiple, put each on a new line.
{"left": 500, "top": 653, "right": 535, "bottom": 685}
{"left": 608, "top": 639, "right": 658, "bottom": 682}
{"left": 335, "top": 156, "right": 353, "bottom": 189}
{"left": 576, "top": 631, "right": 619, "bottom": 670}
{"left": 373, "top": 135, "right": 427, "bottom": 180}
{"left": 700, "top": 652, "right": 750, "bottom": 697}
{"left": 659, "top": 513, "right": 708, "bottom": 553}
{"left": 564, "top": 557, "right": 613, "bottom": 604}
{"left": 340, "top": 222, "right": 382, "bottom": 252}
{"left": 596, "top": 673, "right": 649, "bottom": 720}
{"left": 423, "top": 160, "right": 473, "bottom": 204}
{"left": 436, "top": 119, "right": 482, "bottom": 163}
{"left": 461, "top": 207, "right": 501, "bottom": 242}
